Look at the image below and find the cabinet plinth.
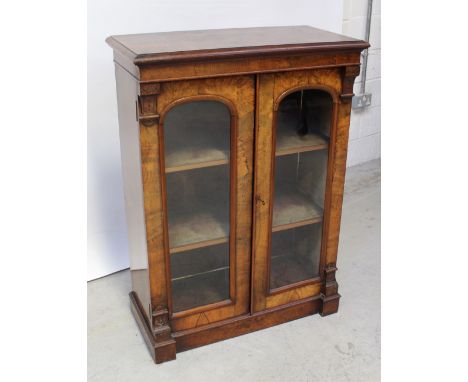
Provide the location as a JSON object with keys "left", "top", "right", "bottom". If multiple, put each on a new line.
{"left": 107, "top": 25, "right": 368, "bottom": 363}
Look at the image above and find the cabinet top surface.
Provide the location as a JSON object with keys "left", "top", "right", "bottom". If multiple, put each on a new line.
{"left": 106, "top": 25, "right": 368, "bottom": 65}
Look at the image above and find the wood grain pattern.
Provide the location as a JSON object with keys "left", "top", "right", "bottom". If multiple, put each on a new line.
{"left": 107, "top": 28, "right": 364, "bottom": 83}
{"left": 130, "top": 292, "right": 176, "bottom": 363}
{"left": 318, "top": 65, "right": 360, "bottom": 316}
{"left": 107, "top": 26, "right": 368, "bottom": 65}
{"left": 109, "top": 26, "right": 367, "bottom": 363}
{"left": 252, "top": 68, "right": 343, "bottom": 312}
{"left": 138, "top": 52, "right": 362, "bottom": 83}
{"left": 114, "top": 56, "right": 177, "bottom": 362}
{"left": 156, "top": 76, "right": 255, "bottom": 332}
{"left": 173, "top": 295, "right": 322, "bottom": 353}
{"left": 114, "top": 65, "right": 152, "bottom": 321}
{"left": 137, "top": 90, "right": 169, "bottom": 315}
{"left": 265, "top": 283, "right": 322, "bottom": 309}
{"left": 131, "top": 286, "right": 321, "bottom": 363}
{"left": 323, "top": 67, "right": 359, "bottom": 267}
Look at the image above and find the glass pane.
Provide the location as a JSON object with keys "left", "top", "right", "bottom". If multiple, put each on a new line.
{"left": 270, "top": 90, "right": 332, "bottom": 290}
{"left": 171, "top": 244, "right": 229, "bottom": 312}
{"left": 164, "top": 101, "right": 231, "bottom": 312}
{"left": 270, "top": 225, "right": 322, "bottom": 289}
{"left": 164, "top": 101, "right": 230, "bottom": 172}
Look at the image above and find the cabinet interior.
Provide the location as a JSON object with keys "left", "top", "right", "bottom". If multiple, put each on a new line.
{"left": 163, "top": 90, "right": 333, "bottom": 310}
{"left": 270, "top": 89, "right": 332, "bottom": 291}
{"left": 164, "top": 100, "right": 232, "bottom": 313}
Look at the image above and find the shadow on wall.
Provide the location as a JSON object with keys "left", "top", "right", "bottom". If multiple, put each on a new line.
{"left": 87, "top": 130, "right": 129, "bottom": 281}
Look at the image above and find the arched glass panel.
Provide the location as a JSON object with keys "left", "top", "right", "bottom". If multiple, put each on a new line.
{"left": 164, "top": 101, "right": 231, "bottom": 312}
{"left": 270, "top": 90, "right": 333, "bottom": 290}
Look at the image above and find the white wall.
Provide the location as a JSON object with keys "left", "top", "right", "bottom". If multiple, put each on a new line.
{"left": 343, "top": 0, "right": 381, "bottom": 166}
{"left": 87, "top": 0, "right": 343, "bottom": 280}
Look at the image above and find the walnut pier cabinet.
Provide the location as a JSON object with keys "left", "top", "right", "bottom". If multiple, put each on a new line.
{"left": 107, "top": 26, "right": 369, "bottom": 363}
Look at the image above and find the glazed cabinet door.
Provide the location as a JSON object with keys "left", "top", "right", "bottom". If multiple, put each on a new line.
{"left": 156, "top": 76, "right": 255, "bottom": 331}
{"left": 252, "top": 69, "right": 343, "bottom": 312}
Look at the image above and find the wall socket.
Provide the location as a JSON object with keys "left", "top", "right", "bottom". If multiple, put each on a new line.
{"left": 352, "top": 93, "right": 372, "bottom": 109}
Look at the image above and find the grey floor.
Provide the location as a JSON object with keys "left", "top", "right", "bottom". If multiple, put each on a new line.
{"left": 88, "top": 159, "right": 380, "bottom": 382}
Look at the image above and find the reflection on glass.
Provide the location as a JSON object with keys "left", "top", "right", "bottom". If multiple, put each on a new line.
{"left": 164, "top": 101, "right": 231, "bottom": 312}
{"left": 270, "top": 224, "right": 322, "bottom": 289}
{"left": 164, "top": 101, "right": 230, "bottom": 172}
{"left": 171, "top": 244, "right": 230, "bottom": 312}
{"left": 270, "top": 90, "right": 332, "bottom": 290}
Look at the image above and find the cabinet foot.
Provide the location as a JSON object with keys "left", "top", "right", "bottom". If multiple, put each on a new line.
{"left": 129, "top": 292, "right": 176, "bottom": 364}
{"left": 320, "top": 293, "right": 341, "bottom": 316}
{"left": 320, "top": 264, "right": 340, "bottom": 316}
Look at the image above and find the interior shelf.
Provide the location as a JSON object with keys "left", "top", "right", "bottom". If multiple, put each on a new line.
{"left": 275, "top": 103, "right": 329, "bottom": 156}
{"left": 276, "top": 130, "right": 328, "bottom": 156}
{"left": 172, "top": 266, "right": 229, "bottom": 282}
{"left": 171, "top": 267, "right": 229, "bottom": 312}
{"left": 170, "top": 243, "right": 229, "bottom": 278}
{"left": 272, "top": 185, "right": 323, "bottom": 232}
{"left": 168, "top": 208, "right": 229, "bottom": 254}
{"left": 163, "top": 100, "right": 231, "bottom": 173}
{"left": 165, "top": 146, "right": 229, "bottom": 173}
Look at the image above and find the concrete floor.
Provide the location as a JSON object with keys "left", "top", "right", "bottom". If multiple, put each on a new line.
{"left": 88, "top": 159, "right": 380, "bottom": 382}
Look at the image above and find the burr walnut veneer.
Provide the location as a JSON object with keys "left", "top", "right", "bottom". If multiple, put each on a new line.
{"left": 107, "top": 26, "right": 369, "bottom": 363}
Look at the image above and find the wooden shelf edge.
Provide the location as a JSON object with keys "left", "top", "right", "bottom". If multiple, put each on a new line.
{"left": 166, "top": 158, "right": 229, "bottom": 173}
{"left": 171, "top": 266, "right": 229, "bottom": 282}
{"left": 272, "top": 217, "right": 322, "bottom": 233}
{"left": 170, "top": 237, "right": 228, "bottom": 254}
{"left": 276, "top": 143, "right": 328, "bottom": 157}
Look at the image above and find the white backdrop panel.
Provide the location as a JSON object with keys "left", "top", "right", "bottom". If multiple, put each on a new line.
{"left": 87, "top": 0, "right": 343, "bottom": 280}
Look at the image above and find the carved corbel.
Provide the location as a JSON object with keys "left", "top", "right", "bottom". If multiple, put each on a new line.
{"left": 137, "top": 82, "right": 161, "bottom": 127}
{"left": 340, "top": 65, "right": 361, "bottom": 102}
{"left": 151, "top": 306, "right": 172, "bottom": 343}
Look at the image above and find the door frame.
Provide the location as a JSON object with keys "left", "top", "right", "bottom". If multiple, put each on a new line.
{"left": 251, "top": 69, "right": 343, "bottom": 312}
{"left": 155, "top": 76, "right": 255, "bottom": 332}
